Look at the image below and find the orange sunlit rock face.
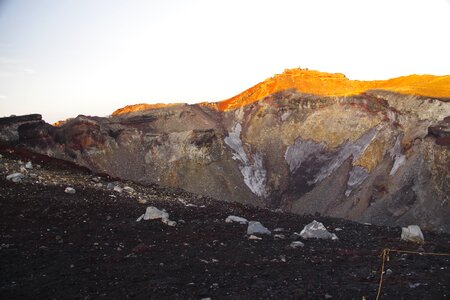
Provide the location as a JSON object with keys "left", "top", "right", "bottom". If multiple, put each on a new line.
{"left": 112, "top": 103, "right": 180, "bottom": 116}
{"left": 53, "top": 120, "right": 66, "bottom": 127}
{"left": 215, "top": 68, "right": 450, "bottom": 111}
{"left": 112, "top": 69, "right": 450, "bottom": 114}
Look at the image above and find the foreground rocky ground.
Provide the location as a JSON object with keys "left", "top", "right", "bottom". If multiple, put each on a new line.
{"left": 1, "top": 148, "right": 449, "bottom": 299}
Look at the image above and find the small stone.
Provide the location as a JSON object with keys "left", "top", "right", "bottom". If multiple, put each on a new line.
{"left": 225, "top": 215, "right": 248, "bottom": 224}
{"left": 163, "top": 219, "right": 177, "bottom": 227}
{"left": 274, "top": 234, "right": 286, "bottom": 240}
{"left": 106, "top": 183, "right": 115, "bottom": 190}
{"left": 290, "top": 241, "right": 305, "bottom": 248}
{"left": 325, "top": 294, "right": 333, "bottom": 299}
{"left": 55, "top": 235, "right": 62, "bottom": 240}
{"left": 25, "top": 161, "right": 33, "bottom": 169}
{"left": 65, "top": 187, "right": 76, "bottom": 194}
{"left": 6, "top": 173, "right": 24, "bottom": 183}
{"left": 138, "top": 198, "right": 148, "bottom": 204}
{"left": 123, "top": 186, "right": 135, "bottom": 193}
{"left": 386, "top": 269, "right": 393, "bottom": 276}
{"left": 408, "top": 283, "right": 421, "bottom": 289}
{"left": 248, "top": 235, "right": 262, "bottom": 240}
{"left": 113, "top": 186, "right": 123, "bottom": 193}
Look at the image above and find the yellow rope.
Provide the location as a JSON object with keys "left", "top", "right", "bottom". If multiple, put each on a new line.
{"left": 375, "top": 248, "right": 450, "bottom": 300}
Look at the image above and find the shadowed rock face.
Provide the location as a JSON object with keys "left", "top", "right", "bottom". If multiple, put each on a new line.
{"left": 2, "top": 82, "right": 449, "bottom": 232}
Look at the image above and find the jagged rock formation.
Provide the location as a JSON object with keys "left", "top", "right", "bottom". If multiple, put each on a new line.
{"left": 0, "top": 114, "right": 43, "bottom": 144}
{"left": 1, "top": 68, "right": 449, "bottom": 231}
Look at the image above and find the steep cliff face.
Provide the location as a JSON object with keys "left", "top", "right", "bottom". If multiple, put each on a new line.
{"left": 2, "top": 69, "right": 449, "bottom": 231}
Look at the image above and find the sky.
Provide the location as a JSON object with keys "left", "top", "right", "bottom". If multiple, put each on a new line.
{"left": 0, "top": 0, "right": 449, "bottom": 123}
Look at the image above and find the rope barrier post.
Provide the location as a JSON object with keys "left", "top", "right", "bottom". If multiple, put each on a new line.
{"left": 376, "top": 249, "right": 388, "bottom": 300}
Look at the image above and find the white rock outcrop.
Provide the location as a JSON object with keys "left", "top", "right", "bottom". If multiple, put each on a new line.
{"left": 224, "top": 123, "right": 267, "bottom": 198}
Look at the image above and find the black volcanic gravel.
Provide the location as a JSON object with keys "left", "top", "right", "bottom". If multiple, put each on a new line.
{"left": 0, "top": 152, "right": 450, "bottom": 299}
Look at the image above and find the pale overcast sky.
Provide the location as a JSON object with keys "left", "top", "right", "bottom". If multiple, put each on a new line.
{"left": 1, "top": 0, "right": 449, "bottom": 123}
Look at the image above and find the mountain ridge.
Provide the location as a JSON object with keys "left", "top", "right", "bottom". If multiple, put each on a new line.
{"left": 112, "top": 68, "right": 450, "bottom": 115}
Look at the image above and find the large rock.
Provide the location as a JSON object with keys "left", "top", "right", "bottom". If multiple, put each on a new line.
{"left": 0, "top": 114, "right": 42, "bottom": 145}
{"left": 247, "top": 221, "right": 271, "bottom": 235}
{"left": 299, "top": 220, "right": 338, "bottom": 240}
{"left": 401, "top": 225, "right": 425, "bottom": 244}
{"left": 137, "top": 206, "right": 176, "bottom": 226}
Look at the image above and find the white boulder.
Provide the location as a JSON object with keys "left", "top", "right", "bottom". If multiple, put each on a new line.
{"left": 137, "top": 206, "right": 176, "bottom": 226}
{"left": 300, "top": 220, "right": 338, "bottom": 240}
{"left": 247, "top": 221, "right": 271, "bottom": 235}
{"left": 401, "top": 225, "right": 424, "bottom": 244}
{"left": 225, "top": 215, "right": 248, "bottom": 224}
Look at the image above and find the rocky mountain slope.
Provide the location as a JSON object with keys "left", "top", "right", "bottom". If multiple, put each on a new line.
{"left": 1, "top": 148, "right": 450, "bottom": 299}
{"left": 1, "top": 68, "right": 449, "bottom": 232}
